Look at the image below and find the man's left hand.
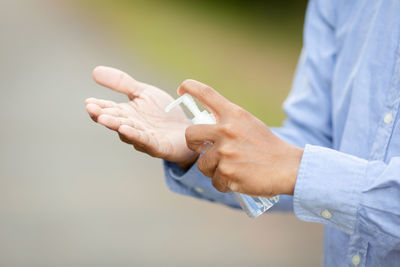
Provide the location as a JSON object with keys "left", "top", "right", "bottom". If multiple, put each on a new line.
{"left": 180, "top": 79, "right": 304, "bottom": 197}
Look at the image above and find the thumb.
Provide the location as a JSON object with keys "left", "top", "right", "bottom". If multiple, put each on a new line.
{"left": 177, "top": 79, "right": 233, "bottom": 120}
{"left": 92, "top": 66, "right": 144, "bottom": 100}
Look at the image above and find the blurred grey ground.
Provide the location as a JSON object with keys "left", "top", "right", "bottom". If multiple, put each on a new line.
{"left": 0, "top": 0, "right": 323, "bottom": 266}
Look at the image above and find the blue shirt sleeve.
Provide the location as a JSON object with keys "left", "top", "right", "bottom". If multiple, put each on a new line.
{"left": 163, "top": 160, "right": 240, "bottom": 209}
{"left": 294, "top": 145, "right": 400, "bottom": 247}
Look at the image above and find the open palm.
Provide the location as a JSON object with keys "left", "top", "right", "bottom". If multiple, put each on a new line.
{"left": 85, "top": 66, "right": 198, "bottom": 168}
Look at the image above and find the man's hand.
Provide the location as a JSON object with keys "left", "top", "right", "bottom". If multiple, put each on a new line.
{"left": 85, "top": 66, "right": 198, "bottom": 168}
{"left": 180, "top": 80, "right": 303, "bottom": 197}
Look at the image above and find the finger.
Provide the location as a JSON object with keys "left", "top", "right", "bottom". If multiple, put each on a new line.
{"left": 211, "top": 179, "right": 230, "bottom": 193}
{"left": 212, "top": 168, "right": 233, "bottom": 193}
{"left": 101, "top": 107, "right": 128, "bottom": 118}
{"left": 119, "top": 130, "right": 147, "bottom": 152}
{"left": 177, "top": 79, "right": 233, "bottom": 119}
{"left": 185, "top": 124, "right": 220, "bottom": 153}
{"left": 92, "top": 66, "right": 144, "bottom": 100}
{"left": 118, "top": 124, "right": 150, "bottom": 149}
{"left": 197, "top": 146, "right": 219, "bottom": 178}
{"left": 118, "top": 134, "right": 145, "bottom": 148}
{"left": 85, "top": 97, "right": 117, "bottom": 108}
{"left": 118, "top": 132, "right": 132, "bottom": 145}
{"left": 98, "top": 115, "right": 137, "bottom": 131}
{"left": 117, "top": 125, "right": 159, "bottom": 155}
{"left": 86, "top": 103, "right": 102, "bottom": 122}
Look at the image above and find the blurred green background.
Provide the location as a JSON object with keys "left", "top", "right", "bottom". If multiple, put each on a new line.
{"left": 0, "top": 0, "right": 323, "bottom": 266}
{"left": 77, "top": 0, "right": 307, "bottom": 124}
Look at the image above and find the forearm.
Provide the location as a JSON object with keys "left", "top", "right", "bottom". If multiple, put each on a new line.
{"left": 294, "top": 144, "right": 400, "bottom": 247}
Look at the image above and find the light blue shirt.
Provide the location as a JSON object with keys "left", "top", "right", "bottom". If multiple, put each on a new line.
{"left": 163, "top": 0, "right": 400, "bottom": 266}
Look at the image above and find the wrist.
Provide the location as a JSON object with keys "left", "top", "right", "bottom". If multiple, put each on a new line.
{"left": 280, "top": 146, "right": 304, "bottom": 196}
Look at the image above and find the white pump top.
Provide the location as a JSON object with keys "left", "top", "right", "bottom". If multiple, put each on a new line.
{"left": 165, "top": 93, "right": 216, "bottom": 125}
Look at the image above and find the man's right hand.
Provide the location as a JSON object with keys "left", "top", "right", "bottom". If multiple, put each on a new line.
{"left": 85, "top": 66, "right": 198, "bottom": 169}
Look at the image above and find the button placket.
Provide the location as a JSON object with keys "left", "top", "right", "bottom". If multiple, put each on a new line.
{"left": 369, "top": 41, "right": 400, "bottom": 160}
{"left": 348, "top": 235, "right": 368, "bottom": 267}
{"left": 369, "top": 106, "right": 398, "bottom": 160}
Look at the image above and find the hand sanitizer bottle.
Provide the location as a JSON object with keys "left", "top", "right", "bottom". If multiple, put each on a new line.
{"left": 165, "top": 93, "right": 279, "bottom": 218}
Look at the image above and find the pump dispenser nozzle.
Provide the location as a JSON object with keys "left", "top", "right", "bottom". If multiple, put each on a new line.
{"left": 165, "top": 93, "right": 216, "bottom": 124}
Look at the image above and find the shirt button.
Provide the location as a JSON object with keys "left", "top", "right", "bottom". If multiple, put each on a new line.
{"left": 351, "top": 253, "right": 360, "bottom": 266}
{"left": 384, "top": 113, "right": 393, "bottom": 124}
{"left": 321, "top": 209, "right": 332, "bottom": 219}
{"left": 194, "top": 187, "right": 204, "bottom": 194}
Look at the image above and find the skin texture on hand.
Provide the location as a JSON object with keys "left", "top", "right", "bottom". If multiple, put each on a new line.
{"left": 179, "top": 79, "right": 304, "bottom": 197}
{"left": 85, "top": 66, "right": 198, "bottom": 168}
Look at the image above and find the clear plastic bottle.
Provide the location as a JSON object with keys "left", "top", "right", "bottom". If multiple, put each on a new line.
{"left": 165, "top": 93, "right": 279, "bottom": 218}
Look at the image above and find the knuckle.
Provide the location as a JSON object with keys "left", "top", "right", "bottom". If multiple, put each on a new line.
{"left": 219, "top": 123, "right": 234, "bottom": 136}
{"left": 197, "top": 157, "right": 207, "bottom": 173}
{"left": 218, "top": 163, "right": 234, "bottom": 177}
{"left": 217, "top": 145, "right": 234, "bottom": 157}
{"left": 198, "top": 156, "right": 215, "bottom": 178}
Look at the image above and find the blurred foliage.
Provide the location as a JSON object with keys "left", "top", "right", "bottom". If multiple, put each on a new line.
{"left": 76, "top": 0, "right": 307, "bottom": 125}
{"left": 172, "top": 0, "right": 308, "bottom": 39}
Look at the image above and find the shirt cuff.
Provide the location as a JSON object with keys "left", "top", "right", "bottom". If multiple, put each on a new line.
{"left": 293, "top": 144, "right": 368, "bottom": 234}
